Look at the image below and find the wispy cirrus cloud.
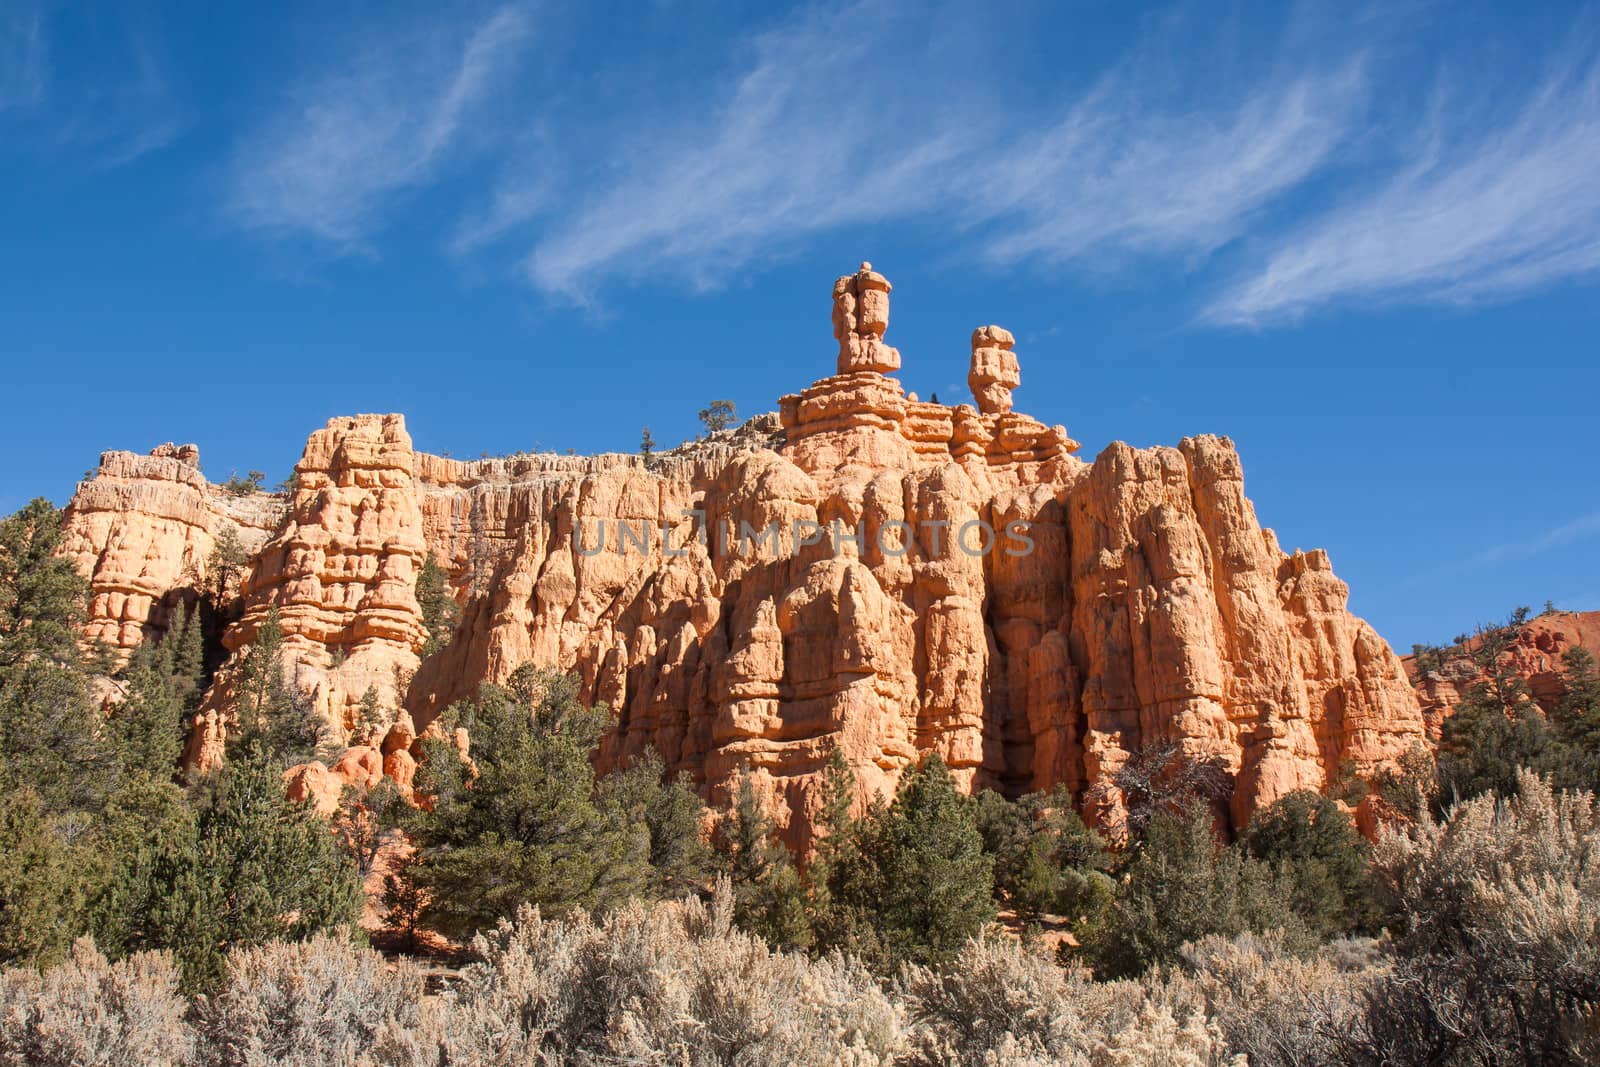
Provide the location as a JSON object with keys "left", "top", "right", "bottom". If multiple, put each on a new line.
{"left": 216, "top": 0, "right": 1600, "bottom": 324}
{"left": 969, "top": 62, "right": 1366, "bottom": 271}
{"left": 1208, "top": 46, "right": 1600, "bottom": 325}
{"left": 1401, "top": 509, "right": 1600, "bottom": 590}
{"left": 519, "top": 1, "right": 1368, "bottom": 299}
{"left": 3, "top": 7, "right": 185, "bottom": 168}
{"left": 0, "top": 4, "right": 48, "bottom": 113}
{"left": 1470, "top": 511, "right": 1600, "bottom": 568}
{"left": 521, "top": 3, "right": 982, "bottom": 297}
{"left": 226, "top": 4, "right": 532, "bottom": 248}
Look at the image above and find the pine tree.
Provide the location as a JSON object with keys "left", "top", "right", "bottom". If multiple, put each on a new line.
{"left": 1085, "top": 804, "right": 1306, "bottom": 978}
{"left": 415, "top": 553, "right": 460, "bottom": 659}
{"left": 205, "top": 524, "right": 247, "bottom": 609}
{"left": 1241, "top": 789, "right": 1377, "bottom": 938}
{"left": 0, "top": 499, "right": 88, "bottom": 669}
{"left": 867, "top": 754, "right": 996, "bottom": 966}
{"left": 719, "top": 775, "right": 811, "bottom": 950}
{"left": 159, "top": 752, "right": 363, "bottom": 990}
{"left": 106, "top": 634, "right": 187, "bottom": 783}
{"left": 697, "top": 399, "right": 736, "bottom": 435}
{"left": 229, "top": 606, "right": 324, "bottom": 766}
{"left": 84, "top": 773, "right": 198, "bottom": 959}
{"left": 1549, "top": 645, "right": 1600, "bottom": 790}
{"left": 333, "top": 778, "right": 404, "bottom": 878}
{"left": 382, "top": 856, "right": 426, "bottom": 952}
{"left": 354, "top": 684, "right": 390, "bottom": 746}
{"left": 396, "top": 674, "right": 652, "bottom": 938}
{"left": 0, "top": 500, "right": 103, "bottom": 811}
{"left": 601, "top": 749, "right": 711, "bottom": 898}
{"left": 976, "top": 785, "right": 1109, "bottom": 924}
{"left": 640, "top": 426, "right": 656, "bottom": 460}
{"left": 0, "top": 788, "right": 97, "bottom": 966}
{"left": 806, "top": 748, "right": 883, "bottom": 961}
{"left": 171, "top": 602, "right": 206, "bottom": 714}
{"left": 1429, "top": 608, "right": 1554, "bottom": 806}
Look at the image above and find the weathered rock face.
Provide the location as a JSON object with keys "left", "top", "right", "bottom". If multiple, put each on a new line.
{"left": 1403, "top": 610, "right": 1600, "bottom": 738}
{"left": 61, "top": 265, "right": 1428, "bottom": 843}
{"left": 60, "top": 444, "right": 281, "bottom": 653}
{"left": 217, "top": 414, "right": 430, "bottom": 737}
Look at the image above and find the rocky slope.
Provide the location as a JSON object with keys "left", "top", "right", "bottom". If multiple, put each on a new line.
{"left": 1404, "top": 609, "right": 1600, "bottom": 738}
{"left": 60, "top": 263, "right": 1427, "bottom": 842}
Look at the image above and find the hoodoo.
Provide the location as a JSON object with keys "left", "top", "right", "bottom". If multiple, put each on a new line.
{"left": 61, "top": 264, "right": 1427, "bottom": 843}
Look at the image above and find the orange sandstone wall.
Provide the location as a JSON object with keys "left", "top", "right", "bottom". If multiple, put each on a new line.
{"left": 59, "top": 264, "right": 1427, "bottom": 843}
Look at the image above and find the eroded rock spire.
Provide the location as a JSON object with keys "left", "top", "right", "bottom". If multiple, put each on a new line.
{"left": 832, "top": 261, "right": 901, "bottom": 375}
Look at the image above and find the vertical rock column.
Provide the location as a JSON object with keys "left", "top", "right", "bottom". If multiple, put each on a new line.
{"left": 210, "top": 414, "right": 429, "bottom": 745}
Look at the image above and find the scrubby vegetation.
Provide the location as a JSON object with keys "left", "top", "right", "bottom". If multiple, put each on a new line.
{"left": 3, "top": 496, "right": 1599, "bottom": 1064}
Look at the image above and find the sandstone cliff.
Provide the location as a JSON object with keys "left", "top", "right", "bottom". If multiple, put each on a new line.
{"left": 60, "top": 263, "right": 1428, "bottom": 843}
{"left": 60, "top": 443, "right": 282, "bottom": 653}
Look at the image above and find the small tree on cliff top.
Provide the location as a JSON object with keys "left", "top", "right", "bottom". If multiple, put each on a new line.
{"left": 697, "top": 399, "right": 736, "bottom": 435}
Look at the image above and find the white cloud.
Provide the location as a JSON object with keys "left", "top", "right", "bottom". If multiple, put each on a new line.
{"left": 522, "top": 3, "right": 982, "bottom": 298}
{"left": 1471, "top": 511, "right": 1600, "bottom": 567}
{"left": 1209, "top": 50, "right": 1600, "bottom": 324}
{"left": 971, "top": 63, "right": 1365, "bottom": 269}
{"left": 0, "top": 5, "right": 48, "bottom": 112}
{"left": 519, "top": 2, "right": 1367, "bottom": 300}
{"left": 226, "top": 5, "right": 531, "bottom": 247}
{"left": 211, "top": 0, "right": 1600, "bottom": 323}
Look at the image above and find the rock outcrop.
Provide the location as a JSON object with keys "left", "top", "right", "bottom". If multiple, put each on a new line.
{"left": 61, "top": 264, "right": 1428, "bottom": 843}
{"left": 60, "top": 444, "right": 281, "bottom": 653}
{"left": 1404, "top": 610, "right": 1600, "bottom": 738}
{"left": 219, "top": 414, "right": 429, "bottom": 733}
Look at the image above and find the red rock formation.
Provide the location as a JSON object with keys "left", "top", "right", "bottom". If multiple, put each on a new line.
{"left": 186, "top": 415, "right": 432, "bottom": 772}
{"left": 1403, "top": 610, "right": 1600, "bottom": 738}
{"left": 61, "top": 264, "right": 1428, "bottom": 842}
{"left": 60, "top": 444, "right": 281, "bottom": 653}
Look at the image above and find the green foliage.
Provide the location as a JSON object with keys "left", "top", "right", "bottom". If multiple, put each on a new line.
{"left": 0, "top": 499, "right": 88, "bottom": 670}
{"left": 105, "top": 612, "right": 204, "bottom": 787}
{"left": 0, "top": 500, "right": 103, "bottom": 811}
{"left": 1433, "top": 608, "right": 1556, "bottom": 807}
{"left": 1085, "top": 805, "right": 1308, "bottom": 978}
{"left": 397, "top": 672, "right": 653, "bottom": 939}
{"left": 333, "top": 779, "right": 404, "bottom": 878}
{"left": 718, "top": 775, "right": 812, "bottom": 951}
{"left": 0, "top": 789, "right": 96, "bottom": 967}
{"left": 975, "top": 785, "right": 1109, "bottom": 924}
{"left": 1240, "top": 790, "right": 1377, "bottom": 939}
{"left": 204, "top": 524, "right": 247, "bottom": 610}
{"left": 803, "top": 750, "right": 884, "bottom": 962}
{"left": 414, "top": 553, "right": 459, "bottom": 659}
{"left": 381, "top": 856, "right": 426, "bottom": 953}
{"left": 83, "top": 775, "right": 199, "bottom": 959}
{"left": 1549, "top": 645, "right": 1600, "bottom": 791}
{"left": 639, "top": 426, "right": 656, "bottom": 459}
{"left": 221, "top": 470, "right": 265, "bottom": 496}
{"left": 351, "top": 684, "right": 390, "bottom": 747}
{"left": 854, "top": 754, "right": 997, "bottom": 967}
{"left": 227, "top": 607, "right": 325, "bottom": 767}
{"left": 600, "top": 750, "right": 711, "bottom": 899}
{"left": 161, "top": 753, "right": 363, "bottom": 990}
{"left": 697, "top": 399, "right": 736, "bottom": 434}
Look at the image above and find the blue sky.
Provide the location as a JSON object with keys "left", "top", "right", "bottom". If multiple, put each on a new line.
{"left": 2, "top": 0, "right": 1598, "bottom": 651}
